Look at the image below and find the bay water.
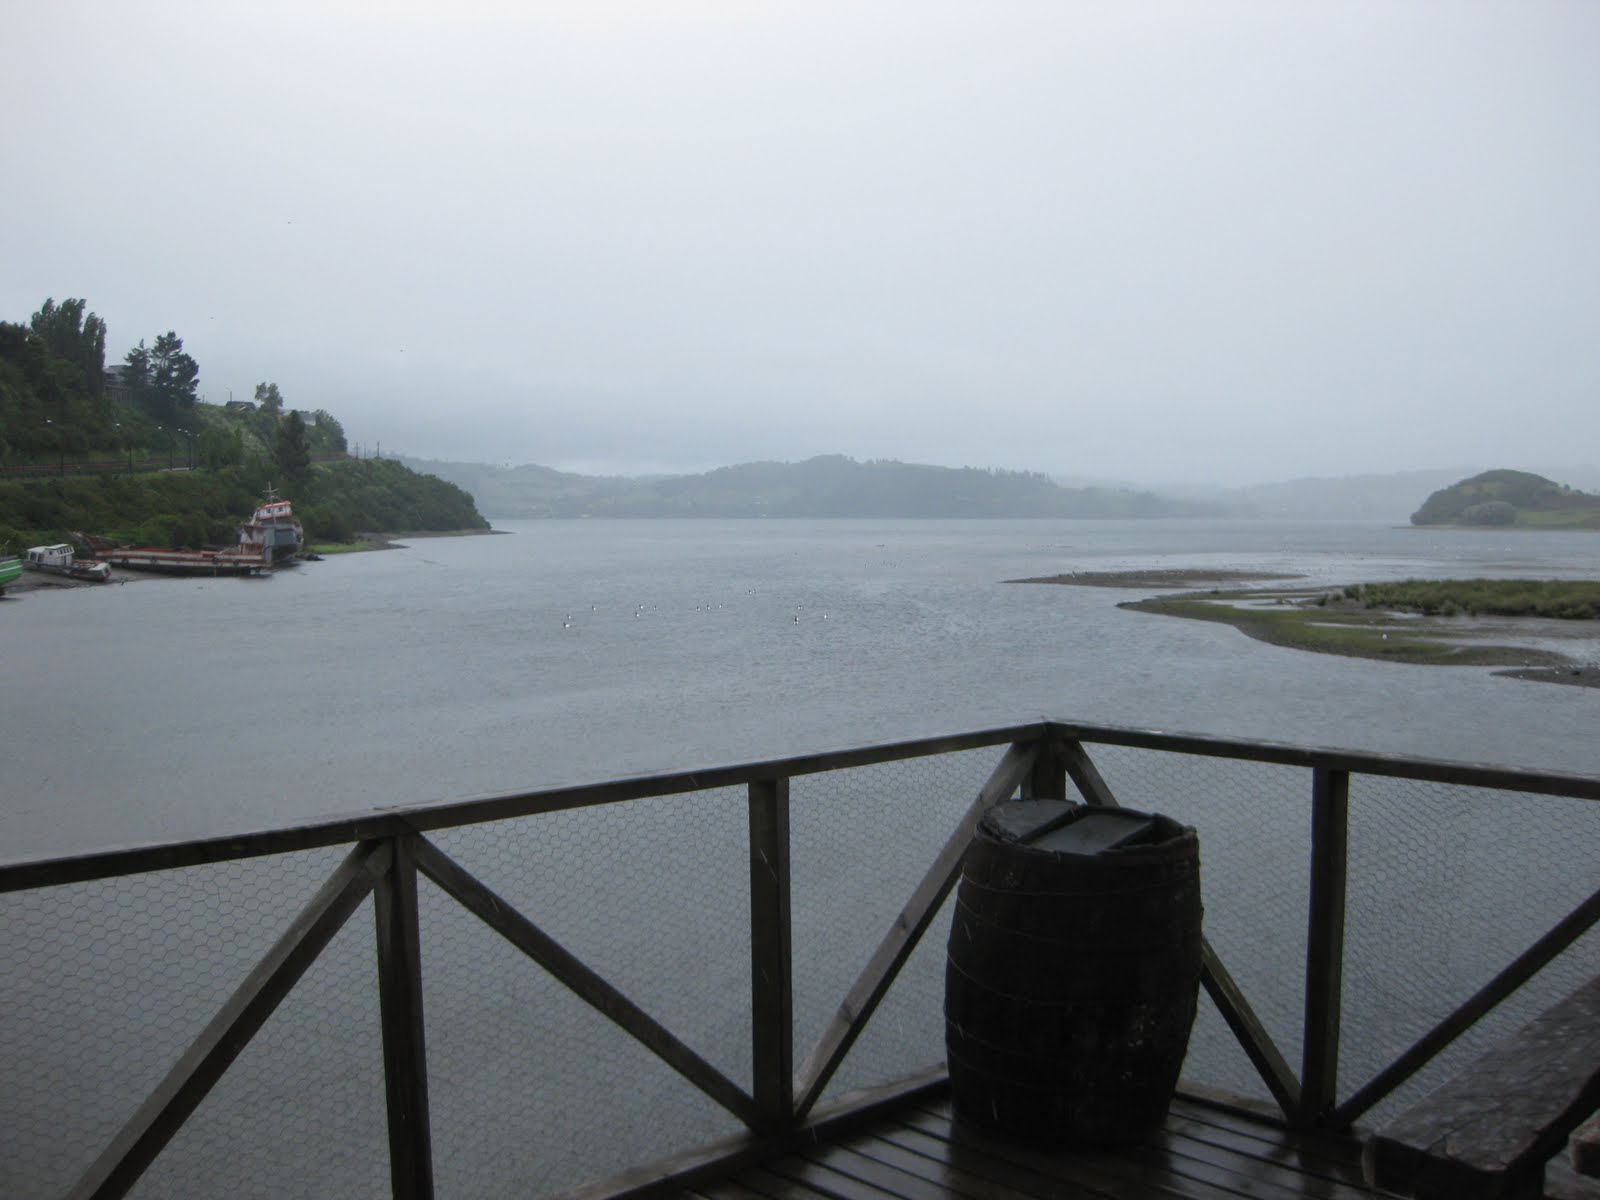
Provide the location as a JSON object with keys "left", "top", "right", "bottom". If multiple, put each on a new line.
{"left": 4, "top": 517, "right": 1598, "bottom": 859}
{"left": 4, "top": 518, "right": 1599, "bottom": 1198}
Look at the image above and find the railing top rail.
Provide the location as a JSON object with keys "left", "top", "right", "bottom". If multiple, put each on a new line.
{"left": 5, "top": 717, "right": 1597, "bottom": 894}
{"left": 1050, "top": 720, "right": 1600, "bottom": 800}
{"left": 0, "top": 722, "right": 1048, "bottom": 893}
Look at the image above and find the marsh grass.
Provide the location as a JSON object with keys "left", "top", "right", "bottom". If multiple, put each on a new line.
{"left": 1121, "top": 579, "right": 1593, "bottom": 668}
{"left": 1343, "top": 579, "right": 1600, "bottom": 620}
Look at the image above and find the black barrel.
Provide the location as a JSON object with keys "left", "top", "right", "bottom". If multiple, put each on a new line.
{"left": 944, "top": 800, "right": 1202, "bottom": 1148}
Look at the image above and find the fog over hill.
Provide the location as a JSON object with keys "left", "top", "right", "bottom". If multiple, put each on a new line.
{"left": 403, "top": 455, "right": 1600, "bottom": 523}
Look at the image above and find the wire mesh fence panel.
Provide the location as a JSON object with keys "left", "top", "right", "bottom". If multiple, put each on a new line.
{"left": 0, "top": 847, "right": 350, "bottom": 1200}
{"left": 1341, "top": 779, "right": 1600, "bottom": 1125}
{"left": 414, "top": 867, "right": 739, "bottom": 1200}
{"left": 129, "top": 892, "right": 388, "bottom": 1200}
{"left": 788, "top": 747, "right": 1013, "bottom": 1098}
{"left": 818, "top": 890, "right": 958, "bottom": 1107}
{"left": 1073, "top": 743, "right": 1313, "bottom": 1107}
{"left": 425, "top": 787, "right": 753, "bottom": 1090}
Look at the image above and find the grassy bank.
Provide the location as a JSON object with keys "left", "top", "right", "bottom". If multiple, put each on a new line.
{"left": 1119, "top": 578, "right": 1600, "bottom": 673}
{"left": 1344, "top": 579, "right": 1600, "bottom": 619}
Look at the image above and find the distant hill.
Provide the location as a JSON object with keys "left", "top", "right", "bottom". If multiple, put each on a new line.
{"left": 1410, "top": 470, "right": 1600, "bottom": 528}
{"left": 402, "top": 454, "right": 1222, "bottom": 519}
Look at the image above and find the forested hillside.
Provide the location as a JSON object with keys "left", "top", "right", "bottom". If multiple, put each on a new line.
{"left": 405, "top": 453, "right": 1219, "bottom": 518}
{"left": 0, "top": 296, "right": 486, "bottom": 548}
{"left": 1410, "top": 470, "right": 1600, "bottom": 528}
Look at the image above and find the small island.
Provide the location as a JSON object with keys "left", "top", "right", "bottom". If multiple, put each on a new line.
{"left": 1410, "top": 469, "right": 1600, "bottom": 529}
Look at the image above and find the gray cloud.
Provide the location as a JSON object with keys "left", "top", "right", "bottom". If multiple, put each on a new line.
{"left": 5, "top": 1, "right": 1597, "bottom": 484}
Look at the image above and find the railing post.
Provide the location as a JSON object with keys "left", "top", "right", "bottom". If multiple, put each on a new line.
{"left": 1299, "top": 767, "right": 1350, "bottom": 1129}
{"left": 748, "top": 777, "right": 794, "bottom": 1133}
{"left": 375, "top": 835, "right": 434, "bottom": 1199}
{"left": 1021, "top": 736, "right": 1067, "bottom": 800}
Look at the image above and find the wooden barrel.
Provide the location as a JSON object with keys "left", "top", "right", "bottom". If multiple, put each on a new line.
{"left": 944, "top": 800, "right": 1202, "bottom": 1148}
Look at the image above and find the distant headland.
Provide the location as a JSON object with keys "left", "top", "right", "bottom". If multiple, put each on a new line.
{"left": 1410, "top": 470, "right": 1600, "bottom": 529}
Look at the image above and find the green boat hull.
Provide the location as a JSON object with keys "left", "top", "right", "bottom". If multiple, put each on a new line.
{"left": 0, "top": 556, "right": 21, "bottom": 593}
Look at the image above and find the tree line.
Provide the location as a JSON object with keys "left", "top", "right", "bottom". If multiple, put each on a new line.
{"left": 0, "top": 296, "right": 346, "bottom": 475}
{"left": 0, "top": 296, "right": 488, "bottom": 549}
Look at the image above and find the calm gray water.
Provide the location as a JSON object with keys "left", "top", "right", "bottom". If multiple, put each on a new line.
{"left": 4, "top": 517, "right": 1599, "bottom": 859}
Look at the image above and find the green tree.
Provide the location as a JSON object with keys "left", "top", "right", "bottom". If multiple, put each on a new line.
{"left": 198, "top": 425, "right": 245, "bottom": 469}
{"left": 149, "top": 331, "right": 199, "bottom": 420}
{"left": 275, "top": 409, "right": 310, "bottom": 477}
{"left": 124, "top": 332, "right": 198, "bottom": 423}
{"left": 255, "top": 381, "right": 284, "bottom": 415}
{"left": 30, "top": 298, "right": 107, "bottom": 398}
{"left": 123, "top": 340, "right": 151, "bottom": 399}
{"left": 308, "top": 408, "right": 347, "bottom": 453}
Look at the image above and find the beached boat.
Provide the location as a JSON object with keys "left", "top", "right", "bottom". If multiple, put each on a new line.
{"left": 0, "top": 553, "right": 20, "bottom": 596}
{"left": 240, "top": 486, "right": 305, "bottom": 563}
{"left": 23, "top": 544, "right": 112, "bottom": 582}
{"left": 99, "top": 539, "right": 271, "bottom": 577}
{"left": 88, "top": 486, "right": 305, "bottom": 577}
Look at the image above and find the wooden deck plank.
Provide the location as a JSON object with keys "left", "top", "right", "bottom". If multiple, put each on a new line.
{"left": 845, "top": 1131, "right": 1103, "bottom": 1200}
{"left": 897, "top": 1106, "right": 1248, "bottom": 1200}
{"left": 803, "top": 1144, "right": 975, "bottom": 1200}
{"left": 1164, "top": 1102, "right": 1369, "bottom": 1189}
{"left": 691, "top": 1185, "right": 772, "bottom": 1200}
{"left": 760, "top": 1157, "right": 917, "bottom": 1200}
{"left": 868, "top": 1126, "right": 1138, "bottom": 1200}
{"left": 686, "top": 1092, "right": 1385, "bottom": 1200}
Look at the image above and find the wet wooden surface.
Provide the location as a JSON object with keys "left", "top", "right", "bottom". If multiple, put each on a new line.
{"left": 685, "top": 1094, "right": 1381, "bottom": 1200}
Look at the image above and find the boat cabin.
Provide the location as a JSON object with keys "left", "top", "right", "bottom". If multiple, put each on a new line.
{"left": 25, "top": 543, "right": 76, "bottom": 568}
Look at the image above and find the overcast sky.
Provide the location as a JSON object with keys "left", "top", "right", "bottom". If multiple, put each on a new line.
{"left": 4, "top": 2, "right": 1597, "bottom": 485}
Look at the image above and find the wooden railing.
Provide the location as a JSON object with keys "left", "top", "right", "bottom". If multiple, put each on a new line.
{"left": 3, "top": 719, "right": 1598, "bottom": 1200}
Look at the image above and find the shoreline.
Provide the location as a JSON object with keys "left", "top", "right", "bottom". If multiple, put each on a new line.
{"left": 0, "top": 528, "right": 499, "bottom": 594}
{"left": 1013, "top": 572, "right": 1600, "bottom": 686}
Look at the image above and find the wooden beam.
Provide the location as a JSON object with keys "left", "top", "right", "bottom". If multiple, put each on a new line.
{"left": 1045, "top": 720, "right": 1600, "bottom": 803}
{"left": 2, "top": 724, "right": 1049, "bottom": 893}
{"left": 1299, "top": 767, "right": 1349, "bottom": 1129}
{"left": 68, "top": 841, "right": 390, "bottom": 1200}
{"left": 748, "top": 778, "right": 794, "bottom": 1132}
{"left": 1337, "top": 882, "right": 1600, "bottom": 1127}
{"left": 548, "top": 1066, "right": 949, "bottom": 1200}
{"left": 375, "top": 836, "right": 434, "bottom": 1200}
{"left": 410, "top": 837, "right": 760, "bottom": 1128}
{"left": 1054, "top": 737, "right": 1121, "bottom": 808}
{"left": 12, "top": 717, "right": 1600, "bottom": 894}
{"left": 1364, "top": 973, "right": 1600, "bottom": 1200}
{"left": 1200, "top": 941, "right": 1302, "bottom": 1118}
{"left": 791, "top": 740, "right": 1040, "bottom": 1119}
{"left": 1021, "top": 740, "right": 1066, "bottom": 801}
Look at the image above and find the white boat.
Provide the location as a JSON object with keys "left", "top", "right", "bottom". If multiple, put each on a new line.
{"left": 239, "top": 486, "right": 305, "bottom": 563}
{"left": 23, "top": 544, "right": 111, "bottom": 582}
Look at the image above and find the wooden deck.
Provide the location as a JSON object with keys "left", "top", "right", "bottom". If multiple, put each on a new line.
{"left": 684, "top": 1093, "right": 1378, "bottom": 1200}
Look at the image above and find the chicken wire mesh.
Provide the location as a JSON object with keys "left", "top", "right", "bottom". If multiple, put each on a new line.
{"left": 1340, "top": 777, "right": 1600, "bottom": 1125}
{"left": 4, "top": 735, "right": 1595, "bottom": 1200}
{"left": 788, "top": 747, "right": 1004, "bottom": 1105}
{"left": 421, "top": 786, "right": 753, "bottom": 1198}
{"left": 0, "top": 845, "right": 375, "bottom": 1200}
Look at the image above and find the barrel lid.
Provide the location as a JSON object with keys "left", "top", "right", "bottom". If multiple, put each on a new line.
{"left": 981, "top": 800, "right": 1076, "bottom": 843}
{"left": 981, "top": 801, "right": 1158, "bottom": 854}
